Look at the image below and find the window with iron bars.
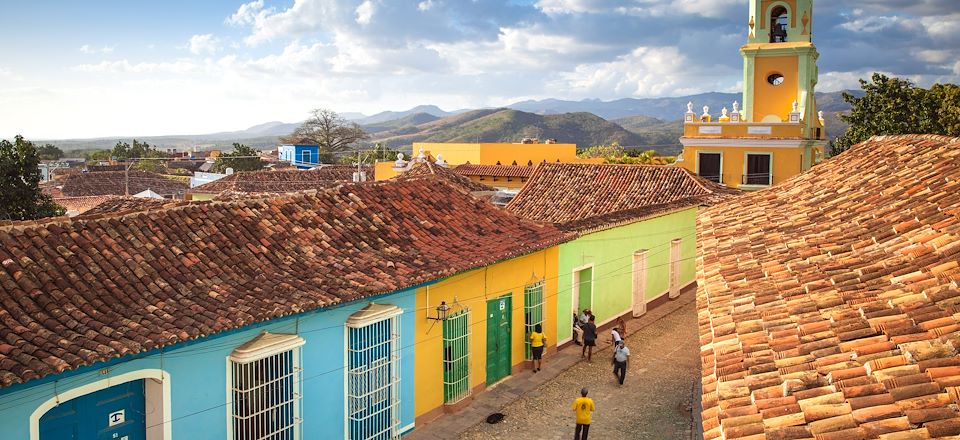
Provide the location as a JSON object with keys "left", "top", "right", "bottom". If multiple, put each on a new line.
{"left": 442, "top": 310, "right": 471, "bottom": 404}
{"left": 524, "top": 281, "right": 545, "bottom": 360}
{"left": 228, "top": 333, "right": 304, "bottom": 440}
{"left": 347, "top": 315, "right": 401, "bottom": 440}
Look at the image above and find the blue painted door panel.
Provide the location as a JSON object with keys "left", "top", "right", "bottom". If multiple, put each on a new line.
{"left": 40, "top": 379, "right": 146, "bottom": 440}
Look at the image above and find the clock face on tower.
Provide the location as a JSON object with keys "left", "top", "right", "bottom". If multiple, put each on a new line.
{"left": 767, "top": 73, "right": 785, "bottom": 86}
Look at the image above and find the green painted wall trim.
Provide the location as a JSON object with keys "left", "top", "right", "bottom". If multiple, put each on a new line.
{"left": 556, "top": 207, "right": 699, "bottom": 342}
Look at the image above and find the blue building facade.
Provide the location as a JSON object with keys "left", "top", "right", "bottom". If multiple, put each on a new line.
{"left": 278, "top": 144, "right": 321, "bottom": 169}
{"left": 0, "top": 288, "right": 417, "bottom": 440}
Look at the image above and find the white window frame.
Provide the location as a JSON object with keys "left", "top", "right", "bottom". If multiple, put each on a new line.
{"left": 344, "top": 303, "right": 402, "bottom": 440}
{"left": 442, "top": 310, "right": 471, "bottom": 404}
{"left": 632, "top": 250, "right": 648, "bottom": 317}
{"left": 669, "top": 239, "right": 682, "bottom": 299}
{"left": 696, "top": 151, "right": 724, "bottom": 185}
{"left": 523, "top": 281, "right": 545, "bottom": 360}
{"left": 226, "top": 332, "right": 305, "bottom": 440}
{"left": 571, "top": 263, "right": 595, "bottom": 317}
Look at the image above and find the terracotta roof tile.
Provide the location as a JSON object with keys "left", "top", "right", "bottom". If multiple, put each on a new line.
{"left": 506, "top": 163, "right": 739, "bottom": 232}
{"left": 79, "top": 197, "right": 187, "bottom": 217}
{"left": 190, "top": 167, "right": 362, "bottom": 194}
{"left": 395, "top": 162, "right": 495, "bottom": 193}
{"left": 452, "top": 164, "right": 535, "bottom": 178}
{"left": 52, "top": 196, "right": 119, "bottom": 216}
{"left": 59, "top": 171, "right": 188, "bottom": 197}
{"left": 0, "top": 179, "right": 572, "bottom": 388}
{"left": 697, "top": 135, "right": 960, "bottom": 438}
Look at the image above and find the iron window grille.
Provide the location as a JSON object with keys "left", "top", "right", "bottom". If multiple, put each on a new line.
{"left": 228, "top": 332, "right": 305, "bottom": 440}
{"left": 347, "top": 306, "right": 401, "bottom": 440}
{"left": 442, "top": 310, "right": 471, "bottom": 404}
{"left": 523, "top": 281, "right": 545, "bottom": 360}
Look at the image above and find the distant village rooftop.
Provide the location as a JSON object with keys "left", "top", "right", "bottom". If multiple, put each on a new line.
{"left": 190, "top": 166, "right": 364, "bottom": 194}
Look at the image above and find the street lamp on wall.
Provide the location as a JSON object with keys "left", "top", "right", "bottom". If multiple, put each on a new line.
{"left": 429, "top": 301, "right": 451, "bottom": 321}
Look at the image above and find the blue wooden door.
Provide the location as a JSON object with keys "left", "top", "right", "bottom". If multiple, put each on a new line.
{"left": 40, "top": 379, "right": 146, "bottom": 440}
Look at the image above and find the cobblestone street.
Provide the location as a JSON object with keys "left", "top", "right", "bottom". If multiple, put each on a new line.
{"left": 456, "top": 296, "right": 700, "bottom": 440}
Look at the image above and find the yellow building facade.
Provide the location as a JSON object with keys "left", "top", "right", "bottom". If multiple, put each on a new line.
{"left": 375, "top": 142, "right": 600, "bottom": 185}
{"left": 413, "top": 248, "right": 559, "bottom": 424}
{"left": 679, "top": 0, "right": 826, "bottom": 190}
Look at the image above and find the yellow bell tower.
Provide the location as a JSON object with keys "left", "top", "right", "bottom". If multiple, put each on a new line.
{"left": 677, "top": 0, "right": 825, "bottom": 190}
{"left": 743, "top": 0, "right": 820, "bottom": 138}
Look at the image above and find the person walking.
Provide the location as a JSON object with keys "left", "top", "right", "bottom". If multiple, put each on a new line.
{"left": 610, "top": 326, "right": 622, "bottom": 346}
{"left": 529, "top": 323, "right": 546, "bottom": 372}
{"left": 612, "top": 340, "right": 631, "bottom": 386}
{"left": 581, "top": 314, "right": 597, "bottom": 361}
{"left": 572, "top": 387, "right": 595, "bottom": 440}
{"left": 572, "top": 312, "right": 583, "bottom": 345}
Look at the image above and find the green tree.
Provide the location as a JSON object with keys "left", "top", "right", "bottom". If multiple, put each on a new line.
{"left": 36, "top": 144, "right": 64, "bottom": 160}
{"left": 0, "top": 135, "right": 65, "bottom": 220}
{"left": 577, "top": 142, "right": 675, "bottom": 165}
{"left": 112, "top": 139, "right": 156, "bottom": 161}
{"left": 832, "top": 74, "right": 960, "bottom": 156}
{"left": 212, "top": 143, "right": 264, "bottom": 173}
{"left": 282, "top": 109, "right": 369, "bottom": 162}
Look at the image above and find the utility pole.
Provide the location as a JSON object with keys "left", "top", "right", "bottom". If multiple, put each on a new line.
{"left": 125, "top": 160, "right": 134, "bottom": 196}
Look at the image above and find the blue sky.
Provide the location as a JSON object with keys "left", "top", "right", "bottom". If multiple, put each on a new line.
{"left": 1, "top": 0, "right": 958, "bottom": 139}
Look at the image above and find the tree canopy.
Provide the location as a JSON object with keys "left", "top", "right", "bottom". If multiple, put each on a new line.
{"left": 578, "top": 143, "right": 676, "bottom": 165}
{"left": 0, "top": 135, "right": 65, "bottom": 220}
{"left": 37, "top": 144, "right": 64, "bottom": 160}
{"left": 832, "top": 73, "right": 960, "bottom": 156}
{"left": 282, "top": 109, "right": 369, "bottom": 162}
{"left": 211, "top": 143, "right": 264, "bottom": 173}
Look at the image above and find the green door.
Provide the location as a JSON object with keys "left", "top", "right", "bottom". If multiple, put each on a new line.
{"left": 486, "top": 295, "right": 512, "bottom": 385}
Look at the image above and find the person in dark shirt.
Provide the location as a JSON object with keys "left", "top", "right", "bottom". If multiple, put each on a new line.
{"left": 581, "top": 314, "right": 597, "bottom": 361}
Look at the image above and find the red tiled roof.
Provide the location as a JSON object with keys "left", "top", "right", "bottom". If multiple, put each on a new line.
{"left": 190, "top": 167, "right": 361, "bottom": 194}
{"left": 697, "top": 135, "right": 960, "bottom": 440}
{"left": 0, "top": 179, "right": 571, "bottom": 388}
{"left": 60, "top": 171, "right": 188, "bottom": 197}
{"left": 453, "top": 164, "right": 536, "bottom": 178}
{"left": 53, "top": 196, "right": 119, "bottom": 216}
{"left": 396, "top": 162, "right": 495, "bottom": 193}
{"left": 506, "top": 163, "right": 738, "bottom": 232}
{"left": 79, "top": 197, "right": 186, "bottom": 217}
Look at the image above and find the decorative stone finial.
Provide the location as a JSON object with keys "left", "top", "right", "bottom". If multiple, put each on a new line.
{"left": 397, "top": 153, "right": 404, "bottom": 161}
{"left": 702, "top": 105, "right": 710, "bottom": 117}
{"left": 732, "top": 101, "right": 740, "bottom": 113}
{"left": 818, "top": 110, "right": 824, "bottom": 120}
{"left": 687, "top": 101, "right": 694, "bottom": 113}
{"left": 435, "top": 154, "right": 447, "bottom": 167}
{"left": 792, "top": 101, "right": 799, "bottom": 112}
{"left": 721, "top": 107, "right": 729, "bottom": 117}
{"left": 417, "top": 148, "right": 426, "bottom": 160}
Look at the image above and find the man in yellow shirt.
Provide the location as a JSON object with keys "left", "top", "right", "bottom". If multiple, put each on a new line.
{"left": 572, "top": 387, "right": 595, "bottom": 440}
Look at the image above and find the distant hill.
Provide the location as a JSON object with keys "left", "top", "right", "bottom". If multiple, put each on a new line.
{"left": 362, "top": 113, "right": 440, "bottom": 134}
{"left": 369, "top": 108, "right": 644, "bottom": 148}
{"left": 357, "top": 105, "right": 464, "bottom": 125}
{"left": 507, "top": 91, "right": 856, "bottom": 122}
{"left": 611, "top": 116, "right": 684, "bottom": 155}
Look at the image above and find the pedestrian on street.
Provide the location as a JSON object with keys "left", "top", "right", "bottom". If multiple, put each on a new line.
{"left": 530, "top": 323, "right": 546, "bottom": 372}
{"left": 612, "top": 340, "right": 631, "bottom": 386}
{"left": 572, "top": 312, "right": 583, "bottom": 345}
{"left": 610, "top": 326, "right": 622, "bottom": 346}
{"left": 581, "top": 314, "right": 597, "bottom": 361}
{"left": 616, "top": 316, "right": 627, "bottom": 337}
{"left": 572, "top": 387, "right": 595, "bottom": 440}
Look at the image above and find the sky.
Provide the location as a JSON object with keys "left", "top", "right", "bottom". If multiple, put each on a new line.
{"left": 1, "top": 0, "right": 958, "bottom": 139}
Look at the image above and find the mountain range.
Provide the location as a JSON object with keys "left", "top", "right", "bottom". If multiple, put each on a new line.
{"left": 45, "top": 91, "right": 858, "bottom": 156}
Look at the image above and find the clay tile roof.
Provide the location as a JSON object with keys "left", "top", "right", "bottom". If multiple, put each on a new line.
{"left": 697, "top": 135, "right": 960, "bottom": 440}
{"left": 79, "top": 197, "right": 186, "bottom": 217}
{"left": 60, "top": 171, "right": 188, "bottom": 197}
{"left": 0, "top": 179, "right": 572, "bottom": 388}
{"left": 453, "top": 164, "right": 536, "bottom": 178}
{"left": 396, "top": 162, "right": 495, "bottom": 193}
{"left": 53, "top": 196, "right": 119, "bottom": 216}
{"left": 191, "top": 167, "right": 361, "bottom": 194}
{"left": 506, "top": 163, "right": 739, "bottom": 232}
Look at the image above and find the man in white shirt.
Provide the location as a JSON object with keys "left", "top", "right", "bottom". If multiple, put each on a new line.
{"left": 612, "top": 340, "right": 630, "bottom": 386}
{"left": 610, "top": 327, "right": 622, "bottom": 346}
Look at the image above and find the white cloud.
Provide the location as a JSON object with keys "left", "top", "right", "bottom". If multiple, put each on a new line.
{"left": 72, "top": 59, "right": 200, "bottom": 75}
{"left": 839, "top": 15, "right": 913, "bottom": 33}
{"left": 79, "top": 44, "right": 115, "bottom": 54}
{"left": 356, "top": 1, "right": 375, "bottom": 25}
{"left": 188, "top": 34, "right": 221, "bottom": 55}
{"left": 557, "top": 46, "right": 739, "bottom": 99}
{"left": 417, "top": 0, "right": 436, "bottom": 12}
{"left": 226, "top": 0, "right": 268, "bottom": 26}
